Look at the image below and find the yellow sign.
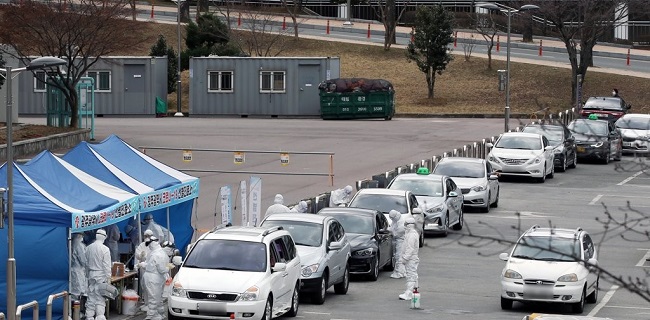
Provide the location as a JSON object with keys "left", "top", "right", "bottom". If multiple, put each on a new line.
{"left": 234, "top": 152, "right": 245, "bottom": 165}
{"left": 183, "top": 150, "right": 192, "bottom": 162}
{"left": 280, "top": 153, "right": 290, "bottom": 166}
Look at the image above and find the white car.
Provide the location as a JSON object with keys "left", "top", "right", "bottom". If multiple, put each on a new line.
{"left": 260, "top": 213, "right": 351, "bottom": 305}
{"left": 615, "top": 113, "right": 650, "bottom": 155}
{"left": 499, "top": 225, "right": 599, "bottom": 314}
{"left": 487, "top": 132, "right": 555, "bottom": 183}
{"left": 168, "top": 225, "right": 301, "bottom": 320}
{"left": 432, "top": 157, "right": 499, "bottom": 213}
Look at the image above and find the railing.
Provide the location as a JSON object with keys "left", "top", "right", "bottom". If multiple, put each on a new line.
{"left": 16, "top": 301, "right": 38, "bottom": 320}
{"left": 46, "top": 291, "right": 69, "bottom": 320}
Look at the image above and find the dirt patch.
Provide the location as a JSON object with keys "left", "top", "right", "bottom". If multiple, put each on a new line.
{"left": 0, "top": 124, "right": 79, "bottom": 145}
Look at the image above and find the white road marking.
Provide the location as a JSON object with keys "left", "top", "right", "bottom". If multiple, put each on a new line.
{"left": 588, "top": 195, "right": 603, "bottom": 205}
{"left": 303, "top": 312, "right": 331, "bottom": 315}
{"left": 619, "top": 184, "right": 650, "bottom": 188}
{"left": 618, "top": 171, "right": 644, "bottom": 185}
{"left": 483, "top": 211, "right": 553, "bottom": 219}
{"left": 635, "top": 249, "right": 650, "bottom": 267}
{"left": 587, "top": 285, "right": 618, "bottom": 317}
{"left": 603, "top": 305, "right": 650, "bottom": 310}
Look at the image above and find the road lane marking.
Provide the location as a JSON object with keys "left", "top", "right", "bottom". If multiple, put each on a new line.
{"left": 483, "top": 211, "right": 554, "bottom": 219}
{"left": 587, "top": 285, "right": 618, "bottom": 317}
{"left": 303, "top": 312, "right": 331, "bottom": 315}
{"left": 618, "top": 171, "right": 644, "bottom": 185}
{"left": 635, "top": 249, "right": 650, "bottom": 267}
{"left": 603, "top": 305, "right": 650, "bottom": 310}
{"left": 589, "top": 195, "right": 603, "bottom": 205}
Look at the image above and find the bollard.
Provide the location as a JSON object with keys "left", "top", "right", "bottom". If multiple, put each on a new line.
{"left": 367, "top": 24, "right": 371, "bottom": 38}
{"left": 454, "top": 31, "right": 457, "bottom": 47}
{"left": 496, "top": 35, "right": 500, "bottom": 52}
{"left": 539, "top": 39, "right": 543, "bottom": 56}
{"left": 627, "top": 48, "right": 630, "bottom": 66}
{"left": 326, "top": 20, "right": 330, "bottom": 34}
{"left": 150, "top": 5, "right": 154, "bottom": 19}
{"left": 238, "top": 13, "right": 241, "bottom": 26}
{"left": 282, "top": 17, "right": 286, "bottom": 30}
{"left": 72, "top": 300, "right": 80, "bottom": 320}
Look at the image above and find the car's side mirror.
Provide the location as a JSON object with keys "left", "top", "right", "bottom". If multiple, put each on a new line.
{"left": 489, "top": 174, "right": 499, "bottom": 180}
{"left": 272, "top": 262, "right": 287, "bottom": 272}
{"left": 412, "top": 207, "right": 423, "bottom": 214}
{"left": 448, "top": 191, "right": 458, "bottom": 198}
{"left": 544, "top": 146, "right": 554, "bottom": 151}
{"left": 498, "top": 252, "right": 509, "bottom": 261}
{"left": 486, "top": 142, "right": 494, "bottom": 148}
{"left": 328, "top": 240, "right": 343, "bottom": 251}
{"left": 172, "top": 255, "right": 183, "bottom": 266}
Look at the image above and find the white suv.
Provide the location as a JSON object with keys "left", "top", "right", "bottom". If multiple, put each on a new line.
{"left": 499, "top": 225, "right": 599, "bottom": 314}
{"left": 168, "top": 225, "right": 301, "bottom": 320}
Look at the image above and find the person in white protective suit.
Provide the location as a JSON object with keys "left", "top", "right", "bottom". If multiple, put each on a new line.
{"left": 84, "top": 229, "right": 112, "bottom": 320}
{"left": 265, "top": 194, "right": 291, "bottom": 216}
{"left": 104, "top": 224, "right": 121, "bottom": 262}
{"left": 139, "top": 237, "right": 173, "bottom": 320}
{"left": 70, "top": 233, "right": 88, "bottom": 308}
{"left": 329, "top": 185, "right": 354, "bottom": 207}
{"left": 388, "top": 210, "right": 406, "bottom": 279}
{"left": 398, "top": 217, "right": 420, "bottom": 300}
{"left": 290, "top": 201, "right": 309, "bottom": 213}
{"left": 142, "top": 213, "right": 165, "bottom": 242}
{"left": 135, "top": 229, "right": 154, "bottom": 311}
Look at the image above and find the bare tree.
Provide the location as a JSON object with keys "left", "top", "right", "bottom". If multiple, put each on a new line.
{"left": 365, "top": 0, "right": 413, "bottom": 50}
{"left": 230, "top": 6, "right": 291, "bottom": 57}
{"left": 281, "top": 0, "right": 302, "bottom": 39}
{"left": 470, "top": 11, "right": 500, "bottom": 70}
{"left": 462, "top": 34, "right": 476, "bottom": 62}
{"left": 0, "top": 0, "right": 147, "bottom": 128}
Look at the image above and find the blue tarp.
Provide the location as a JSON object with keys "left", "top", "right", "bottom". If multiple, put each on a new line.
{"left": 0, "top": 135, "right": 199, "bottom": 319}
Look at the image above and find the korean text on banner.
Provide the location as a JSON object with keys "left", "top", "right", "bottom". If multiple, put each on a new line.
{"left": 249, "top": 176, "right": 262, "bottom": 227}
{"left": 140, "top": 180, "right": 200, "bottom": 213}
{"left": 72, "top": 197, "right": 140, "bottom": 233}
{"left": 240, "top": 180, "right": 248, "bottom": 226}
{"left": 220, "top": 186, "right": 232, "bottom": 225}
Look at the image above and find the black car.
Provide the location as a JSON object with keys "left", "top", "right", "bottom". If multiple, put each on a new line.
{"left": 568, "top": 118, "right": 622, "bottom": 164}
{"left": 317, "top": 207, "right": 393, "bottom": 281}
{"left": 522, "top": 123, "right": 578, "bottom": 172}
{"left": 579, "top": 96, "right": 631, "bottom": 122}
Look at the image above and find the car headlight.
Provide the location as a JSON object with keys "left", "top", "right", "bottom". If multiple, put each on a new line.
{"left": 353, "top": 248, "right": 375, "bottom": 257}
{"left": 591, "top": 141, "right": 604, "bottom": 148}
{"left": 503, "top": 269, "right": 522, "bottom": 279}
{"left": 301, "top": 263, "right": 319, "bottom": 277}
{"left": 534, "top": 157, "right": 542, "bottom": 164}
{"left": 240, "top": 286, "right": 260, "bottom": 301}
{"left": 557, "top": 273, "right": 579, "bottom": 282}
{"left": 170, "top": 281, "right": 187, "bottom": 297}
{"left": 426, "top": 203, "right": 445, "bottom": 213}
{"left": 471, "top": 184, "right": 486, "bottom": 192}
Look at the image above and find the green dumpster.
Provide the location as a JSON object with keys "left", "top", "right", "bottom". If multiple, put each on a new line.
{"left": 319, "top": 78, "right": 395, "bottom": 120}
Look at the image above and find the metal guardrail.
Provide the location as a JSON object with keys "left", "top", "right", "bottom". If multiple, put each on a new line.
{"left": 16, "top": 300, "right": 38, "bottom": 320}
{"left": 46, "top": 291, "right": 69, "bottom": 320}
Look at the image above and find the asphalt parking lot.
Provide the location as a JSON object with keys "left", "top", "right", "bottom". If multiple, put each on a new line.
{"left": 21, "top": 116, "right": 650, "bottom": 320}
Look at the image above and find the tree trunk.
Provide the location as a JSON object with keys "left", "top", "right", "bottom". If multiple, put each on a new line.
{"left": 426, "top": 68, "right": 435, "bottom": 99}
{"left": 487, "top": 41, "right": 493, "bottom": 70}
{"left": 67, "top": 85, "right": 79, "bottom": 129}
{"left": 292, "top": 15, "right": 298, "bottom": 39}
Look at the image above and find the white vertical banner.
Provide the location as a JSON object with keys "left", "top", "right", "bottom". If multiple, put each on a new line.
{"left": 220, "top": 186, "right": 232, "bottom": 225}
{"left": 249, "top": 176, "right": 262, "bottom": 227}
{"left": 240, "top": 180, "right": 248, "bottom": 226}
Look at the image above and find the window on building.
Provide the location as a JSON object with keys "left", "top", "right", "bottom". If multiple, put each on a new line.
{"left": 208, "top": 71, "right": 233, "bottom": 92}
{"left": 33, "top": 71, "right": 47, "bottom": 92}
{"left": 259, "top": 71, "right": 285, "bottom": 93}
{"left": 87, "top": 71, "right": 111, "bottom": 92}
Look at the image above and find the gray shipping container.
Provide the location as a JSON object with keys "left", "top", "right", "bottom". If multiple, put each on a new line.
{"left": 18, "top": 56, "right": 168, "bottom": 116}
{"left": 189, "top": 56, "right": 340, "bottom": 116}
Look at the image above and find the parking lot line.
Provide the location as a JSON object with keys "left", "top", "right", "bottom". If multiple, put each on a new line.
{"left": 635, "top": 249, "right": 650, "bottom": 267}
{"left": 587, "top": 285, "right": 618, "bottom": 317}
{"left": 617, "top": 171, "right": 645, "bottom": 185}
{"left": 588, "top": 195, "right": 603, "bottom": 205}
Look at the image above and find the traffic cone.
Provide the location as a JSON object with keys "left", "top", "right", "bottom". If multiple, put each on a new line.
{"left": 539, "top": 39, "right": 543, "bottom": 56}
{"left": 238, "top": 13, "right": 241, "bottom": 26}
{"left": 326, "top": 20, "right": 330, "bottom": 35}
{"left": 496, "top": 35, "right": 500, "bottom": 52}
{"left": 454, "top": 32, "right": 457, "bottom": 47}
{"left": 150, "top": 5, "right": 154, "bottom": 19}
{"left": 627, "top": 49, "right": 631, "bottom": 66}
{"left": 367, "top": 23, "right": 371, "bottom": 38}
{"left": 282, "top": 17, "right": 286, "bottom": 30}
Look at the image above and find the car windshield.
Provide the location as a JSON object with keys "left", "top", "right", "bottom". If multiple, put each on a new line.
{"left": 434, "top": 161, "right": 485, "bottom": 178}
{"left": 388, "top": 179, "right": 443, "bottom": 197}
{"left": 522, "top": 126, "right": 564, "bottom": 146}
{"left": 583, "top": 98, "right": 624, "bottom": 111}
{"left": 349, "top": 194, "right": 409, "bottom": 213}
{"left": 511, "top": 236, "right": 580, "bottom": 262}
{"left": 261, "top": 220, "right": 323, "bottom": 247}
{"left": 326, "top": 213, "right": 374, "bottom": 235}
{"left": 494, "top": 136, "right": 542, "bottom": 150}
{"left": 184, "top": 239, "right": 267, "bottom": 272}
{"left": 615, "top": 117, "right": 650, "bottom": 130}
{"left": 568, "top": 120, "right": 608, "bottom": 136}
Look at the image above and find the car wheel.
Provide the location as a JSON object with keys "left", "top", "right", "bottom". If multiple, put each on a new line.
{"left": 441, "top": 213, "right": 450, "bottom": 237}
{"left": 383, "top": 252, "right": 395, "bottom": 271}
{"left": 261, "top": 297, "right": 273, "bottom": 320}
{"left": 548, "top": 163, "right": 555, "bottom": 179}
{"left": 481, "top": 192, "right": 490, "bottom": 213}
{"left": 537, "top": 166, "right": 546, "bottom": 183}
{"left": 614, "top": 145, "right": 622, "bottom": 161}
{"left": 586, "top": 276, "right": 599, "bottom": 303}
{"left": 334, "top": 264, "right": 350, "bottom": 294}
{"left": 313, "top": 274, "right": 328, "bottom": 305}
{"left": 368, "top": 256, "right": 380, "bottom": 281}
{"left": 452, "top": 208, "right": 463, "bottom": 231}
{"left": 558, "top": 155, "right": 567, "bottom": 172}
{"left": 568, "top": 152, "right": 577, "bottom": 169}
{"left": 572, "top": 288, "right": 586, "bottom": 314}
{"left": 286, "top": 282, "right": 300, "bottom": 317}
{"left": 490, "top": 188, "right": 499, "bottom": 208}
{"left": 500, "top": 297, "right": 513, "bottom": 310}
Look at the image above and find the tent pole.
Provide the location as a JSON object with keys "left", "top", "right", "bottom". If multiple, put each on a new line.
{"left": 166, "top": 207, "right": 170, "bottom": 242}
{"left": 68, "top": 229, "right": 72, "bottom": 300}
{"left": 192, "top": 198, "right": 199, "bottom": 243}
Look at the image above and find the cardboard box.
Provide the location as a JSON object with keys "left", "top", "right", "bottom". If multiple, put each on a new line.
{"left": 112, "top": 262, "right": 125, "bottom": 277}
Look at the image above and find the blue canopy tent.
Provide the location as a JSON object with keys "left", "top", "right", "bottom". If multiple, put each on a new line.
{"left": 0, "top": 152, "right": 140, "bottom": 319}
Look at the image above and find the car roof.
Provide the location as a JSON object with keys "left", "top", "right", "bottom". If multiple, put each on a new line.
{"left": 262, "top": 213, "right": 329, "bottom": 225}
{"left": 200, "top": 225, "right": 288, "bottom": 242}
{"left": 500, "top": 132, "right": 542, "bottom": 138}
{"left": 620, "top": 113, "right": 650, "bottom": 120}
{"left": 355, "top": 188, "right": 410, "bottom": 196}
{"left": 571, "top": 118, "right": 609, "bottom": 125}
{"left": 318, "top": 207, "right": 379, "bottom": 217}
{"left": 390, "top": 173, "right": 444, "bottom": 182}
{"left": 524, "top": 227, "right": 584, "bottom": 240}
{"left": 437, "top": 157, "right": 485, "bottom": 164}
{"left": 586, "top": 96, "right": 622, "bottom": 103}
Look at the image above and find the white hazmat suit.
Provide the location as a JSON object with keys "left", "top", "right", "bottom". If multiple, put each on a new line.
{"left": 142, "top": 213, "right": 165, "bottom": 243}
{"left": 140, "top": 238, "right": 171, "bottom": 320}
{"left": 104, "top": 224, "right": 121, "bottom": 262}
{"left": 265, "top": 194, "right": 291, "bottom": 216}
{"left": 70, "top": 233, "right": 88, "bottom": 299}
{"left": 135, "top": 229, "right": 154, "bottom": 311}
{"left": 329, "top": 185, "right": 354, "bottom": 207}
{"left": 290, "top": 201, "right": 309, "bottom": 213}
{"left": 85, "top": 229, "right": 112, "bottom": 320}
{"left": 398, "top": 217, "right": 420, "bottom": 301}
{"left": 388, "top": 210, "right": 406, "bottom": 279}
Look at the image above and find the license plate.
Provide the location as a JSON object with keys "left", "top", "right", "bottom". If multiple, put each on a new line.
{"left": 523, "top": 285, "right": 553, "bottom": 299}
{"left": 197, "top": 302, "right": 226, "bottom": 313}
{"left": 623, "top": 142, "right": 632, "bottom": 147}
{"left": 576, "top": 146, "right": 585, "bottom": 153}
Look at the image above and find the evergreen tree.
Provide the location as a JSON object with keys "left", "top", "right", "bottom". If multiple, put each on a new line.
{"left": 406, "top": 5, "right": 455, "bottom": 99}
{"left": 150, "top": 35, "right": 179, "bottom": 94}
{"left": 182, "top": 13, "right": 243, "bottom": 69}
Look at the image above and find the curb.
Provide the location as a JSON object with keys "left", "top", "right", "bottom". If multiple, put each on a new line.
{"left": 0, "top": 128, "right": 91, "bottom": 162}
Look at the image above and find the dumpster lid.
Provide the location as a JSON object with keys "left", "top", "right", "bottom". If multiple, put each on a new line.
{"left": 319, "top": 78, "right": 394, "bottom": 93}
